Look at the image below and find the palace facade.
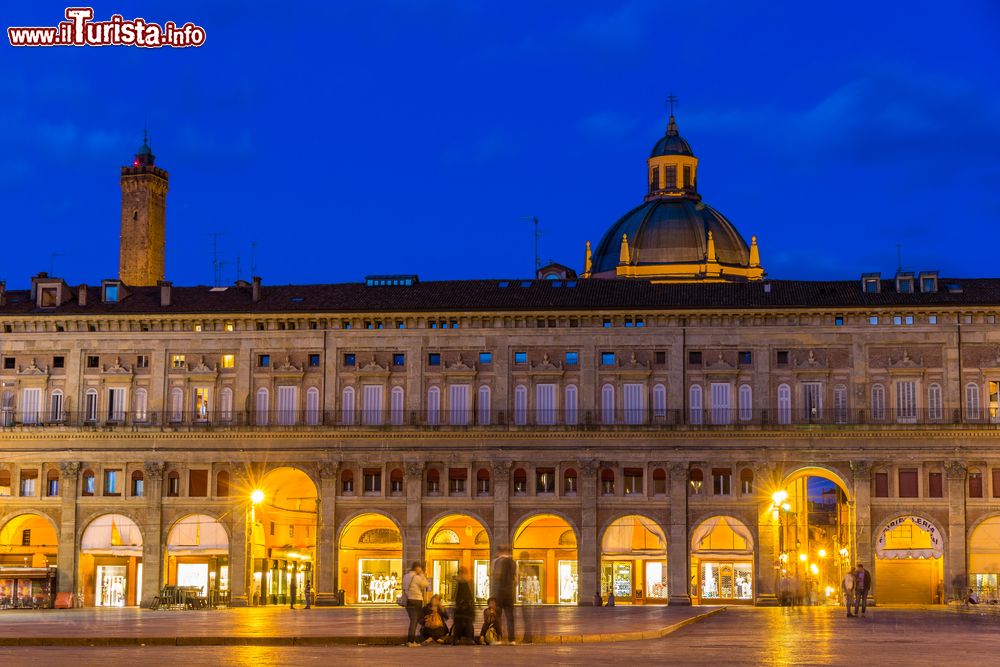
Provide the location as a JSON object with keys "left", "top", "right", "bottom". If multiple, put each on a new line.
{"left": 1, "top": 115, "right": 999, "bottom": 610}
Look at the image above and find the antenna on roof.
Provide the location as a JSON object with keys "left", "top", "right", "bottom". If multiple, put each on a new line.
{"left": 250, "top": 241, "right": 257, "bottom": 277}
{"left": 896, "top": 243, "right": 902, "bottom": 273}
{"left": 236, "top": 254, "right": 242, "bottom": 283}
{"left": 521, "top": 216, "right": 541, "bottom": 274}
{"left": 210, "top": 232, "right": 224, "bottom": 287}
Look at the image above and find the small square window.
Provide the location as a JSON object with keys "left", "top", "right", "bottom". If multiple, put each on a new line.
{"left": 341, "top": 320, "right": 352, "bottom": 330}
{"left": 136, "top": 355, "right": 149, "bottom": 368}
{"left": 258, "top": 354, "right": 270, "bottom": 367}
{"left": 635, "top": 317, "right": 645, "bottom": 328}
{"left": 738, "top": 351, "right": 752, "bottom": 366}
{"left": 194, "top": 323, "right": 204, "bottom": 332}
{"left": 776, "top": 350, "right": 789, "bottom": 365}
{"left": 601, "top": 352, "right": 615, "bottom": 366}
{"left": 988, "top": 315, "right": 996, "bottom": 325}
{"left": 864, "top": 279, "right": 879, "bottom": 294}
{"left": 225, "top": 322, "right": 235, "bottom": 332}
{"left": 86, "top": 355, "right": 99, "bottom": 369}
{"left": 53, "top": 356, "right": 65, "bottom": 368}
{"left": 343, "top": 353, "right": 356, "bottom": 367}
{"left": 625, "top": 319, "right": 634, "bottom": 328}
{"left": 654, "top": 350, "right": 666, "bottom": 365}
{"left": 869, "top": 316, "right": 879, "bottom": 325}
{"left": 256, "top": 322, "right": 266, "bottom": 331}
{"left": 835, "top": 316, "right": 844, "bottom": 326}
{"left": 171, "top": 354, "right": 185, "bottom": 369}
{"left": 963, "top": 315, "right": 973, "bottom": 324}
{"left": 905, "top": 315, "right": 914, "bottom": 325}
{"left": 392, "top": 353, "right": 405, "bottom": 366}
{"left": 688, "top": 351, "right": 702, "bottom": 365}
{"left": 221, "top": 354, "right": 236, "bottom": 369}
{"left": 893, "top": 316, "right": 902, "bottom": 325}
{"left": 396, "top": 321, "right": 406, "bottom": 329}
{"left": 565, "top": 351, "right": 579, "bottom": 366}
{"left": 2, "top": 325, "right": 10, "bottom": 333}
{"left": 514, "top": 351, "right": 527, "bottom": 364}
{"left": 3, "top": 357, "right": 15, "bottom": 370}
{"left": 104, "top": 285, "right": 118, "bottom": 303}
{"left": 428, "top": 353, "right": 441, "bottom": 366}
{"left": 602, "top": 318, "right": 613, "bottom": 328}
{"left": 309, "top": 354, "right": 321, "bottom": 367}
{"left": 929, "top": 315, "right": 938, "bottom": 324}
{"left": 87, "top": 324, "right": 97, "bottom": 332}
{"left": 479, "top": 352, "right": 493, "bottom": 365}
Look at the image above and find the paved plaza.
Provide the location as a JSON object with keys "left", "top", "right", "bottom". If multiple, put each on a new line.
{"left": 0, "top": 606, "right": 998, "bottom": 665}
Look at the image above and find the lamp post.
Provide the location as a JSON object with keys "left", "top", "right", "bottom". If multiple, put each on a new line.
{"left": 247, "top": 490, "right": 264, "bottom": 606}
{"left": 771, "top": 490, "right": 789, "bottom": 604}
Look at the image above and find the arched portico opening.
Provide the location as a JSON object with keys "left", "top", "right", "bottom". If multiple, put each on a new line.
{"left": 690, "top": 515, "right": 754, "bottom": 604}
{"left": 970, "top": 515, "right": 1000, "bottom": 601}
{"left": 512, "top": 513, "right": 578, "bottom": 604}
{"left": 165, "top": 514, "right": 230, "bottom": 598}
{"left": 874, "top": 515, "right": 944, "bottom": 604}
{"left": 0, "top": 513, "right": 58, "bottom": 607}
{"left": 425, "top": 513, "right": 491, "bottom": 603}
{"left": 249, "top": 467, "right": 317, "bottom": 606}
{"left": 79, "top": 513, "right": 143, "bottom": 607}
{"left": 337, "top": 513, "right": 403, "bottom": 605}
{"left": 600, "top": 514, "right": 668, "bottom": 603}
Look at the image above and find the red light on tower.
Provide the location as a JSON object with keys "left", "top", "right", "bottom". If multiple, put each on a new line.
{"left": 133, "top": 159, "right": 140, "bottom": 166}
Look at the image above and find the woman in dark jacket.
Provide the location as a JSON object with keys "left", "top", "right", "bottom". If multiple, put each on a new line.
{"left": 420, "top": 594, "right": 450, "bottom": 644}
{"left": 479, "top": 597, "right": 501, "bottom": 645}
{"left": 451, "top": 567, "right": 476, "bottom": 644}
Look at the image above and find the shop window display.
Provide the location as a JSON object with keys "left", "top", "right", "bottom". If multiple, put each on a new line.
{"left": 358, "top": 558, "right": 401, "bottom": 604}
{"left": 558, "top": 560, "right": 578, "bottom": 604}
{"left": 516, "top": 560, "right": 544, "bottom": 604}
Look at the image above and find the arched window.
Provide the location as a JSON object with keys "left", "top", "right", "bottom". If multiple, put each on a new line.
{"left": 166, "top": 470, "right": 180, "bottom": 497}
{"left": 82, "top": 468, "right": 96, "bottom": 496}
{"left": 966, "top": 382, "right": 981, "bottom": 420}
{"left": 653, "top": 467, "right": 667, "bottom": 495}
{"left": 305, "top": 387, "right": 320, "bottom": 425}
{"left": 563, "top": 468, "right": 578, "bottom": 495}
{"left": 928, "top": 383, "right": 943, "bottom": 421}
{"left": 601, "top": 468, "right": 615, "bottom": 495}
{"left": 131, "top": 470, "right": 144, "bottom": 497}
{"left": 777, "top": 384, "right": 791, "bottom": 424}
{"left": 601, "top": 383, "right": 615, "bottom": 425}
{"left": 427, "top": 386, "right": 441, "bottom": 425}
{"left": 255, "top": 388, "right": 270, "bottom": 425}
{"left": 476, "top": 468, "right": 491, "bottom": 495}
{"left": 84, "top": 388, "right": 99, "bottom": 423}
{"left": 513, "top": 385, "right": 527, "bottom": 425}
{"left": 219, "top": 387, "right": 234, "bottom": 423}
{"left": 132, "top": 388, "right": 147, "bottom": 423}
{"left": 652, "top": 384, "right": 667, "bottom": 419}
{"left": 390, "top": 468, "right": 404, "bottom": 495}
{"left": 738, "top": 384, "right": 752, "bottom": 421}
{"left": 834, "top": 384, "right": 848, "bottom": 423}
{"left": 46, "top": 468, "right": 60, "bottom": 497}
{"left": 169, "top": 387, "right": 183, "bottom": 423}
{"left": 477, "top": 386, "right": 491, "bottom": 425}
{"left": 513, "top": 468, "right": 527, "bottom": 495}
{"left": 217, "top": 470, "right": 230, "bottom": 497}
{"left": 340, "top": 469, "right": 354, "bottom": 494}
{"left": 49, "top": 389, "right": 64, "bottom": 423}
{"left": 689, "top": 385, "right": 703, "bottom": 425}
{"left": 689, "top": 468, "right": 703, "bottom": 496}
{"left": 341, "top": 386, "right": 355, "bottom": 425}
{"left": 740, "top": 468, "right": 754, "bottom": 495}
{"left": 871, "top": 383, "right": 886, "bottom": 421}
{"left": 565, "top": 384, "right": 578, "bottom": 425}
{"left": 389, "top": 386, "right": 404, "bottom": 425}
{"left": 426, "top": 468, "right": 440, "bottom": 494}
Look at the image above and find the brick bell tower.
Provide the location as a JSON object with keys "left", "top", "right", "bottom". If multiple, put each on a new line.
{"left": 119, "top": 130, "right": 168, "bottom": 286}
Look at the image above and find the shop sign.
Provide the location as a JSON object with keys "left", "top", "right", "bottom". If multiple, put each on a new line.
{"left": 875, "top": 516, "right": 943, "bottom": 559}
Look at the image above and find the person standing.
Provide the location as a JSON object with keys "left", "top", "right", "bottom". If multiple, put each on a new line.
{"left": 402, "top": 562, "right": 430, "bottom": 647}
{"left": 492, "top": 545, "right": 517, "bottom": 644}
{"left": 842, "top": 569, "right": 856, "bottom": 617}
{"left": 452, "top": 566, "right": 476, "bottom": 644}
{"left": 852, "top": 563, "right": 871, "bottom": 618}
{"left": 289, "top": 565, "right": 298, "bottom": 609}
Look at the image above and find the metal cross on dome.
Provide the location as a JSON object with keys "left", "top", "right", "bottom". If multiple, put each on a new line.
{"left": 666, "top": 93, "right": 678, "bottom": 116}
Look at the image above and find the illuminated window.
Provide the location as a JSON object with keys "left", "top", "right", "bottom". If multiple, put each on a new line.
{"left": 221, "top": 354, "right": 235, "bottom": 369}
{"left": 171, "top": 354, "right": 186, "bottom": 369}
{"left": 225, "top": 322, "right": 235, "bottom": 331}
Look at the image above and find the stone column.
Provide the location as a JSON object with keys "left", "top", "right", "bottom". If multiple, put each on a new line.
{"left": 315, "top": 461, "right": 339, "bottom": 605}
{"left": 850, "top": 460, "right": 873, "bottom": 604}
{"left": 754, "top": 463, "right": 778, "bottom": 605}
{"left": 140, "top": 461, "right": 164, "bottom": 607}
{"left": 491, "top": 460, "right": 511, "bottom": 554}
{"left": 578, "top": 459, "right": 599, "bottom": 605}
{"left": 56, "top": 461, "right": 80, "bottom": 598}
{"left": 667, "top": 462, "right": 691, "bottom": 605}
{"left": 944, "top": 460, "right": 968, "bottom": 601}
{"left": 404, "top": 462, "right": 424, "bottom": 568}
{"left": 228, "top": 464, "right": 253, "bottom": 607}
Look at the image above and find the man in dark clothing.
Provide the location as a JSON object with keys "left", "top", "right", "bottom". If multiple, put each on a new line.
{"left": 492, "top": 546, "right": 517, "bottom": 643}
{"left": 852, "top": 563, "right": 871, "bottom": 617}
{"left": 452, "top": 567, "right": 476, "bottom": 644}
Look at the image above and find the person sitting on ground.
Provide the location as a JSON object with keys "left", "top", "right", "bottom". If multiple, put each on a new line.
{"left": 420, "top": 594, "right": 450, "bottom": 644}
{"left": 479, "top": 597, "right": 501, "bottom": 645}
{"left": 966, "top": 588, "right": 980, "bottom": 605}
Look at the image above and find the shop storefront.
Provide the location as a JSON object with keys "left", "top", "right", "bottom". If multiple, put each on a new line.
{"left": 425, "top": 515, "right": 491, "bottom": 604}
{"left": 512, "top": 514, "right": 578, "bottom": 604}
{"left": 0, "top": 567, "right": 56, "bottom": 608}
{"left": 165, "top": 514, "right": 229, "bottom": 598}
{"left": 874, "top": 516, "right": 943, "bottom": 604}
{"left": 79, "top": 514, "right": 143, "bottom": 607}
{"left": 600, "top": 515, "right": 668, "bottom": 603}
{"left": 970, "top": 516, "right": 1000, "bottom": 602}
{"left": 338, "top": 513, "right": 403, "bottom": 604}
{"left": 690, "top": 516, "right": 755, "bottom": 604}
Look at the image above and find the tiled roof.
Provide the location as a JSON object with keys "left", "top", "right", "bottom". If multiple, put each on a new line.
{"left": 1, "top": 278, "right": 999, "bottom": 316}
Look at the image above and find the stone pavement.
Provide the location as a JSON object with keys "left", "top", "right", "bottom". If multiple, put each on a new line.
{"left": 0, "top": 606, "right": 997, "bottom": 666}
{"left": 0, "top": 604, "right": 722, "bottom": 646}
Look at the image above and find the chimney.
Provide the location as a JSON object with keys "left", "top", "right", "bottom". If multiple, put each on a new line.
{"left": 252, "top": 276, "right": 262, "bottom": 303}
{"left": 0, "top": 281, "right": 5, "bottom": 307}
{"left": 158, "top": 280, "right": 172, "bottom": 307}
{"left": 78, "top": 284, "right": 88, "bottom": 306}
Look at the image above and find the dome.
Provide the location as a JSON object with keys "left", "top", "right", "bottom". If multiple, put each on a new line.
{"left": 590, "top": 198, "right": 750, "bottom": 275}
{"left": 649, "top": 115, "right": 693, "bottom": 157}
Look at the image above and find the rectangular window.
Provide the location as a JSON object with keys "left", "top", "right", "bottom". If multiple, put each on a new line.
{"left": 869, "top": 316, "right": 879, "bottom": 325}
{"left": 536, "top": 468, "right": 555, "bottom": 494}
{"left": 535, "top": 383, "right": 557, "bottom": 425}
{"left": 654, "top": 351, "right": 666, "bottom": 365}
{"left": 993, "top": 469, "right": 1000, "bottom": 498}
{"left": 663, "top": 165, "right": 677, "bottom": 188}
{"left": 603, "top": 318, "right": 613, "bottom": 328}
{"left": 428, "top": 353, "right": 441, "bottom": 366}
{"left": 803, "top": 382, "right": 822, "bottom": 420}
{"left": 363, "top": 469, "right": 382, "bottom": 494}
{"left": 362, "top": 384, "right": 383, "bottom": 426}
{"left": 21, "top": 529, "right": 30, "bottom": 546}
{"left": 712, "top": 468, "right": 732, "bottom": 496}
{"left": 688, "top": 351, "right": 702, "bottom": 365}
{"left": 970, "top": 472, "right": 984, "bottom": 498}
{"left": 221, "top": 354, "right": 235, "bottom": 369}
{"left": 136, "top": 355, "right": 149, "bottom": 368}
{"left": 623, "top": 468, "right": 643, "bottom": 495}
{"left": 928, "top": 472, "right": 943, "bottom": 498}
{"left": 40, "top": 288, "right": 58, "bottom": 307}
{"left": 343, "top": 353, "right": 356, "bottom": 366}
{"left": 171, "top": 354, "right": 185, "bottom": 369}
{"left": 898, "top": 469, "right": 918, "bottom": 498}
{"left": 392, "top": 353, "right": 405, "bottom": 366}
{"left": 929, "top": 315, "right": 938, "bottom": 324}
{"left": 623, "top": 383, "right": 645, "bottom": 424}
{"left": 257, "top": 354, "right": 270, "bottom": 367}
{"left": 776, "top": 350, "right": 789, "bottom": 365}
{"left": 189, "top": 470, "right": 208, "bottom": 497}
{"left": 893, "top": 315, "right": 902, "bottom": 325}
{"left": 896, "top": 381, "right": 917, "bottom": 422}
{"left": 193, "top": 387, "right": 211, "bottom": 421}
{"left": 479, "top": 352, "right": 493, "bottom": 365}
{"left": 650, "top": 166, "right": 659, "bottom": 189}
{"left": 874, "top": 472, "right": 889, "bottom": 498}
{"left": 99, "top": 469, "right": 119, "bottom": 496}
{"left": 448, "top": 384, "right": 470, "bottom": 426}
{"left": 565, "top": 351, "right": 578, "bottom": 366}
{"left": 514, "top": 351, "right": 527, "bottom": 364}
{"left": 601, "top": 352, "right": 615, "bottom": 366}
{"left": 683, "top": 165, "right": 692, "bottom": 187}
{"left": 107, "top": 387, "right": 125, "bottom": 422}
{"left": 738, "top": 351, "right": 752, "bottom": 366}
{"left": 20, "top": 387, "right": 41, "bottom": 424}
{"left": 835, "top": 316, "right": 844, "bottom": 326}
{"left": 53, "top": 356, "right": 65, "bottom": 368}
{"left": 449, "top": 468, "right": 467, "bottom": 495}
{"left": 86, "top": 355, "right": 100, "bottom": 368}
{"left": 19, "top": 470, "right": 37, "bottom": 497}
{"left": 309, "top": 353, "right": 321, "bottom": 367}
{"left": 710, "top": 383, "right": 731, "bottom": 425}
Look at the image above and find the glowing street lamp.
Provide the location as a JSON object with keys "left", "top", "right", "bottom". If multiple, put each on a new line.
{"left": 818, "top": 549, "right": 827, "bottom": 558}
{"left": 772, "top": 489, "right": 788, "bottom": 505}
{"left": 799, "top": 553, "right": 807, "bottom": 562}
{"left": 250, "top": 489, "right": 265, "bottom": 504}
{"left": 809, "top": 563, "right": 819, "bottom": 575}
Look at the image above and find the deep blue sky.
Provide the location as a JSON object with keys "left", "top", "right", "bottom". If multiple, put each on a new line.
{"left": 3, "top": 1, "right": 999, "bottom": 288}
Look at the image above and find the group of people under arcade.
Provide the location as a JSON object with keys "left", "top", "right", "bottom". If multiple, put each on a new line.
{"left": 400, "top": 546, "right": 540, "bottom": 646}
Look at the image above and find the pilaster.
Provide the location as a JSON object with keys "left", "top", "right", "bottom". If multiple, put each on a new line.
{"left": 944, "top": 460, "right": 968, "bottom": 601}
{"left": 140, "top": 461, "right": 164, "bottom": 607}
{"left": 667, "top": 462, "right": 691, "bottom": 605}
{"left": 491, "top": 460, "right": 511, "bottom": 553}
{"left": 404, "top": 462, "right": 424, "bottom": 568}
{"left": 578, "top": 458, "right": 599, "bottom": 604}
{"left": 56, "top": 461, "right": 80, "bottom": 598}
{"left": 315, "top": 461, "right": 339, "bottom": 605}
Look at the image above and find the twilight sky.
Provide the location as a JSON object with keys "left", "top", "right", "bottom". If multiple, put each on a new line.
{"left": 2, "top": 1, "right": 999, "bottom": 288}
